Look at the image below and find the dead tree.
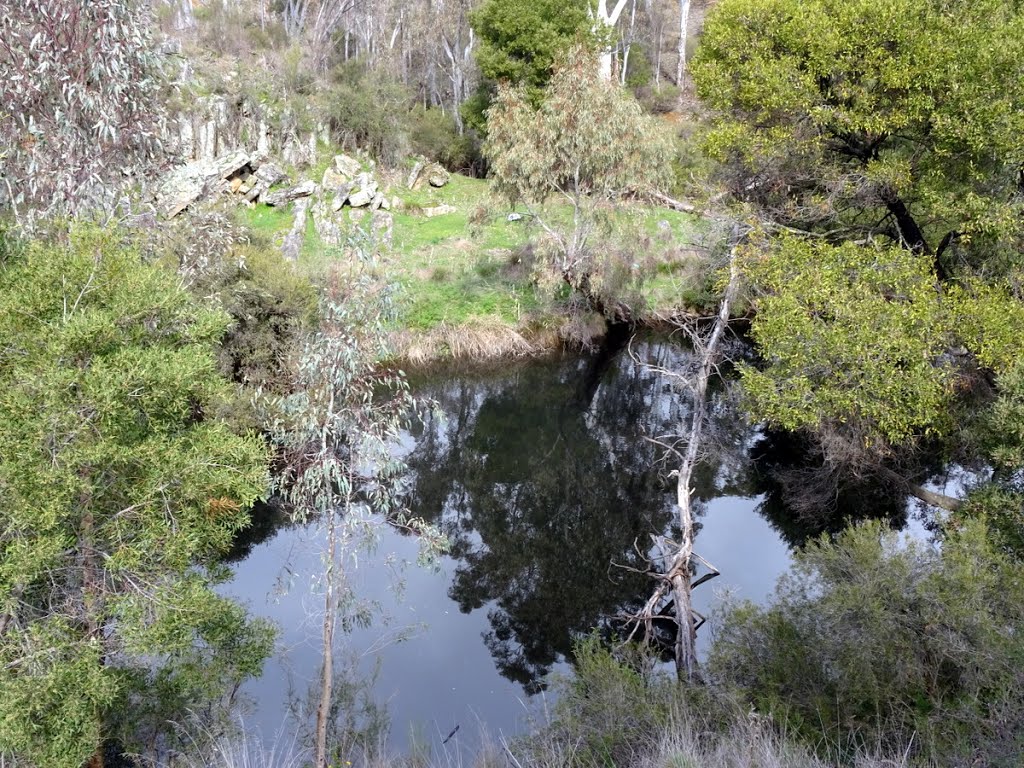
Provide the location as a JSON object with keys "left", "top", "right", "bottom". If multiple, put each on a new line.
{"left": 629, "top": 228, "right": 742, "bottom": 682}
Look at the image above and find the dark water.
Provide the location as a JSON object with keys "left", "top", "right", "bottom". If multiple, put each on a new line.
{"left": 224, "top": 338, "right": 933, "bottom": 755}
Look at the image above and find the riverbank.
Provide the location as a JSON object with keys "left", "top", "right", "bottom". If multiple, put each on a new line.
{"left": 234, "top": 163, "right": 717, "bottom": 367}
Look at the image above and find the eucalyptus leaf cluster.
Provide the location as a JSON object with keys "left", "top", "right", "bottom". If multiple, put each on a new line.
{"left": 0, "top": 0, "right": 166, "bottom": 224}
{"left": 262, "top": 238, "right": 440, "bottom": 556}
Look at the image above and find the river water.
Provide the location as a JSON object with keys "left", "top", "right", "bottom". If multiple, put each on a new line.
{"left": 223, "top": 337, "right": 923, "bottom": 756}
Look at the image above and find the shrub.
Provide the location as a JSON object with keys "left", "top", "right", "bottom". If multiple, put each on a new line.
{"left": 622, "top": 44, "right": 654, "bottom": 89}
{"left": 635, "top": 84, "right": 680, "bottom": 114}
{"left": 709, "top": 520, "right": 1024, "bottom": 763}
{"left": 325, "top": 62, "right": 411, "bottom": 166}
{"left": 145, "top": 210, "right": 318, "bottom": 396}
{"left": 408, "top": 107, "right": 481, "bottom": 173}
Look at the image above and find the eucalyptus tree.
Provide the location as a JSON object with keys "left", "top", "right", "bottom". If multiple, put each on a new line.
{"left": 263, "top": 244, "right": 440, "bottom": 768}
{"left": 0, "top": 0, "right": 165, "bottom": 223}
{"left": 485, "top": 44, "right": 673, "bottom": 323}
{"left": 0, "top": 226, "right": 272, "bottom": 767}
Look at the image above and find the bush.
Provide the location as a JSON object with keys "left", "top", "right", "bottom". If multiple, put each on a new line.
{"left": 408, "top": 107, "right": 481, "bottom": 173}
{"left": 709, "top": 520, "right": 1024, "bottom": 763}
{"left": 325, "top": 62, "right": 411, "bottom": 166}
{"left": 513, "top": 637, "right": 903, "bottom": 768}
{"left": 635, "top": 84, "right": 680, "bottom": 114}
{"left": 515, "top": 636, "right": 674, "bottom": 768}
{"left": 145, "top": 210, "right": 318, "bottom": 396}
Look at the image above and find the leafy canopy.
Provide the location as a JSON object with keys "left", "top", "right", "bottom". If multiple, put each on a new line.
{"left": 470, "top": 0, "right": 591, "bottom": 95}
{"left": 740, "top": 236, "right": 1024, "bottom": 447}
{"left": 692, "top": 0, "right": 1024, "bottom": 478}
{"left": 0, "top": 226, "right": 271, "bottom": 766}
{"left": 485, "top": 45, "right": 672, "bottom": 317}
{"left": 692, "top": 0, "right": 1024, "bottom": 272}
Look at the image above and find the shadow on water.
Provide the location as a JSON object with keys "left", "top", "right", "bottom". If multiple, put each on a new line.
{"left": 399, "top": 334, "right": 947, "bottom": 693}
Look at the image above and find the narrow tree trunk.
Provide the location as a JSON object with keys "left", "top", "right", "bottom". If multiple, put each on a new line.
{"left": 314, "top": 507, "right": 338, "bottom": 768}
{"left": 621, "top": 0, "right": 638, "bottom": 86}
{"left": 669, "top": 245, "right": 740, "bottom": 681}
{"left": 676, "top": 0, "right": 690, "bottom": 90}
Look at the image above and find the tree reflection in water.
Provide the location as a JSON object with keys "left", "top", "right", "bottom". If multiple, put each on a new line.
{"left": 403, "top": 340, "right": 754, "bottom": 692}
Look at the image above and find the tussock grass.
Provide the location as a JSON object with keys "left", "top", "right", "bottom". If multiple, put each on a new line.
{"left": 171, "top": 720, "right": 308, "bottom": 768}
{"left": 391, "top": 319, "right": 543, "bottom": 367}
{"left": 630, "top": 712, "right": 916, "bottom": 768}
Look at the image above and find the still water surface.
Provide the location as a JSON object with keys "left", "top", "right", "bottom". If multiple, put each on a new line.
{"left": 225, "top": 339, "right": 882, "bottom": 753}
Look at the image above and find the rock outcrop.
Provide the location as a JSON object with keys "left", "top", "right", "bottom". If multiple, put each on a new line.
{"left": 407, "top": 160, "right": 450, "bottom": 190}
{"left": 263, "top": 180, "right": 318, "bottom": 207}
{"left": 156, "top": 149, "right": 254, "bottom": 218}
{"left": 282, "top": 197, "right": 311, "bottom": 262}
{"left": 371, "top": 211, "right": 394, "bottom": 247}
{"left": 241, "top": 162, "right": 288, "bottom": 203}
{"left": 423, "top": 203, "right": 458, "bottom": 218}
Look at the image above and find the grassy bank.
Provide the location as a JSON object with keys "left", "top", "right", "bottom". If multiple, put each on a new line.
{"left": 235, "top": 158, "right": 714, "bottom": 365}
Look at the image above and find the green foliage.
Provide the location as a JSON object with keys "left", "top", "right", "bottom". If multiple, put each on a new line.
{"left": 692, "top": 0, "right": 1024, "bottom": 272}
{"left": 740, "top": 235, "right": 1024, "bottom": 455}
{"left": 487, "top": 46, "right": 672, "bottom": 209}
{"left": 622, "top": 44, "right": 654, "bottom": 90}
{"left": 518, "top": 636, "right": 674, "bottom": 768}
{"left": 0, "top": 226, "right": 270, "bottom": 765}
{"left": 211, "top": 245, "right": 318, "bottom": 391}
{"left": 960, "top": 484, "right": 1024, "bottom": 563}
{"left": 146, "top": 209, "right": 318, "bottom": 398}
{"left": 710, "top": 520, "right": 1024, "bottom": 762}
{"left": 976, "top": 361, "right": 1024, "bottom": 474}
{"left": 408, "top": 107, "right": 481, "bottom": 172}
{"left": 634, "top": 83, "right": 679, "bottom": 115}
{"left": 470, "top": 0, "right": 591, "bottom": 96}
{"left": 958, "top": 360, "right": 1024, "bottom": 559}
{"left": 485, "top": 45, "right": 673, "bottom": 316}
{"left": 739, "top": 237, "right": 955, "bottom": 445}
{"left": 325, "top": 62, "right": 412, "bottom": 165}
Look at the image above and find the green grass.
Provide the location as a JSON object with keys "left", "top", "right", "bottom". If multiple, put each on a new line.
{"left": 236, "top": 153, "right": 714, "bottom": 334}
{"left": 238, "top": 203, "right": 292, "bottom": 241}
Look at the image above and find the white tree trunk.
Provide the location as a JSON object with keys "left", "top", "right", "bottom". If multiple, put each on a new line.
{"left": 594, "top": 0, "right": 631, "bottom": 81}
{"left": 676, "top": 0, "right": 691, "bottom": 88}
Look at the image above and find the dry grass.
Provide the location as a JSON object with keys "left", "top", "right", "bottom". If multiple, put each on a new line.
{"left": 390, "top": 319, "right": 549, "bottom": 367}
{"left": 508, "top": 710, "right": 920, "bottom": 768}
{"left": 172, "top": 721, "right": 308, "bottom": 768}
